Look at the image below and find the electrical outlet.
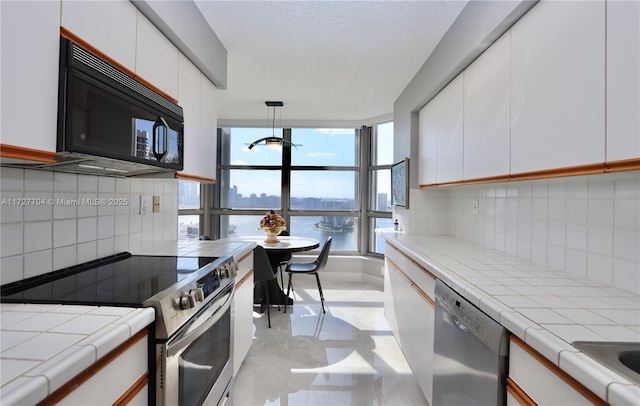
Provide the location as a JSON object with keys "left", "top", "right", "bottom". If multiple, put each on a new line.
{"left": 472, "top": 200, "right": 479, "bottom": 214}
{"left": 153, "top": 195, "right": 160, "bottom": 213}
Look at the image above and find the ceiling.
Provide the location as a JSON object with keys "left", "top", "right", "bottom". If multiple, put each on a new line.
{"left": 194, "top": 0, "right": 469, "bottom": 127}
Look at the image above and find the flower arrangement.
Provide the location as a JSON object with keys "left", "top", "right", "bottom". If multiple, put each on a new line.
{"left": 259, "top": 210, "right": 287, "bottom": 241}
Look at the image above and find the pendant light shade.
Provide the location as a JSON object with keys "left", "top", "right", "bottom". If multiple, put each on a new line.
{"left": 247, "top": 101, "right": 301, "bottom": 150}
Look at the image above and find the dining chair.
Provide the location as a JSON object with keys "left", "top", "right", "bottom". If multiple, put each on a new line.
{"left": 274, "top": 230, "right": 292, "bottom": 289}
{"left": 284, "top": 236, "right": 332, "bottom": 314}
{"left": 253, "top": 245, "right": 278, "bottom": 328}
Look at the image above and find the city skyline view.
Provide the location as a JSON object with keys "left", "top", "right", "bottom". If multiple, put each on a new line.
{"left": 220, "top": 125, "right": 393, "bottom": 199}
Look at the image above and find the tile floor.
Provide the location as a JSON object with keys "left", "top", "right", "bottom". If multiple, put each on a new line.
{"left": 233, "top": 279, "right": 428, "bottom": 406}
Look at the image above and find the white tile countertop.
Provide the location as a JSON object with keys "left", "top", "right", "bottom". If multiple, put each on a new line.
{"left": 0, "top": 239, "right": 255, "bottom": 405}
{"left": 0, "top": 304, "right": 154, "bottom": 405}
{"left": 378, "top": 231, "right": 640, "bottom": 405}
{"left": 133, "top": 238, "right": 256, "bottom": 259}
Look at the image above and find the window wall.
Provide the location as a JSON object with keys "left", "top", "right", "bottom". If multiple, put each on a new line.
{"left": 178, "top": 123, "right": 393, "bottom": 255}
{"left": 178, "top": 180, "right": 202, "bottom": 240}
{"left": 369, "top": 122, "right": 394, "bottom": 254}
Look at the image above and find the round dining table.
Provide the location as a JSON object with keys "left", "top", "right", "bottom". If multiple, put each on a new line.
{"left": 240, "top": 235, "right": 320, "bottom": 253}
{"left": 236, "top": 235, "right": 321, "bottom": 307}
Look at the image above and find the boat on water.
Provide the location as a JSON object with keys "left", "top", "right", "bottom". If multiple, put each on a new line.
{"left": 314, "top": 216, "right": 354, "bottom": 232}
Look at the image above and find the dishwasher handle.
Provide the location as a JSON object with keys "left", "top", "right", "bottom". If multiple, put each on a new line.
{"left": 453, "top": 315, "right": 469, "bottom": 332}
{"left": 435, "top": 279, "right": 509, "bottom": 356}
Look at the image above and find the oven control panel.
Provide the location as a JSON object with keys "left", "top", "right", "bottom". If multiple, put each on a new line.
{"left": 146, "top": 255, "right": 239, "bottom": 339}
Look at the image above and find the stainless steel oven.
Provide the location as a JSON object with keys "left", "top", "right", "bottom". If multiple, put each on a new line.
{"left": 159, "top": 282, "right": 234, "bottom": 406}
{"left": 1, "top": 252, "right": 239, "bottom": 406}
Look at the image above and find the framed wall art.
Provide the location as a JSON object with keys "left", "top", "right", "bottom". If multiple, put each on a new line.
{"left": 391, "top": 158, "right": 409, "bottom": 208}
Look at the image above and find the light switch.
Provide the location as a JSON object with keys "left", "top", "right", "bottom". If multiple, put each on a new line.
{"left": 153, "top": 195, "right": 160, "bottom": 213}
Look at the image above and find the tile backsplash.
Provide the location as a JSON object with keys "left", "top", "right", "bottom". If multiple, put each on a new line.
{"left": 404, "top": 171, "right": 640, "bottom": 294}
{"left": 1, "top": 168, "right": 178, "bottom": 284}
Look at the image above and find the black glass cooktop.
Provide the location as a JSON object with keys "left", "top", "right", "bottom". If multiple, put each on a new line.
{"left": 0, "top": 252, "right": 218, "bottom": 306}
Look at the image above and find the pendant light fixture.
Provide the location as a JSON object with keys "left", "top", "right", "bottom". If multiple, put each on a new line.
{"left": 247, "top": 101, "right": 301, "bottom": 150}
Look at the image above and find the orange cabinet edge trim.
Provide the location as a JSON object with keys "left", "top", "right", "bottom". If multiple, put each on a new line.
{"left": 386, "top": 242, "right": 437, "bottom": 281}
{"left": 419, "top": 160, "right": 640, "bottom": 189}
{"left": 37, "top": 328, "right": 149, "bottom": 406}
{"left": 175, "top": 172, "right": 217, "bottom": 184}
{"left": 238, "top": 251, "right": 253, "bottom": 264}
{"left": 60, "top": 27, "right": 178, "bottom": 105}
{"left": 509, "top": 335, "right": 607, "bottom": 406}
{"left": 386, "top": 257, "right": 435, "bottom": 308}
{"left": 236, "top": 269, "right": 254, "bottom": 289}
{"left": 113, "top": 373, "right": 149, "bottom": 406}
{"left": 506, "top": 378, "right": 537, "bottom": 406}
{"left": 0, "top": 144, "right": 57, "bottom": 163}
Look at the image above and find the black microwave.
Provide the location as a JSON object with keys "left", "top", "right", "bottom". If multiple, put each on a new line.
{"left": 56, "top": 37, "right": 184, "bottom": 175}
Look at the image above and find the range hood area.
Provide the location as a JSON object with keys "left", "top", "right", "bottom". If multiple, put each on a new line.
{"left": 0, "top": 36, "right": 186, "bottom": 179}
{"left": 0, "top": 152, "right": 179, "bottom": 178}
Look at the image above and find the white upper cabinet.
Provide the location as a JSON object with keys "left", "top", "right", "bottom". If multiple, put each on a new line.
{"left": 1, "top": 1, "right": 60, "bottom": 152}
{"left": 606, "top": 0, "right": 640, "bottom": 162}
{"left": 418, "top": 98, "right": 438, "bottom": 185}
{"left": 136, "top": 14, "right": 180, "bottom": 99}
{"left": 510, "top": 0, "right": 606, "bottom": 174}
{"left": 61, "top": 0, "right": 137, "bottom": 72}
{"left": 199, "top": 75, "right": 218, "bottom": 181}
{"left": 418, "top": 74, "right": 464, "bottom": 185}
{"left": 436, "top": 75, "right": 464, "bottom": 183}
{"left": 178, "top": 55, "right": 202, "bottom": 178}
{"left": 463, "top": 32, "right": 511, "bottom": 180}
{"left": 177, "top": 56, "right": 218, "bottom": 181}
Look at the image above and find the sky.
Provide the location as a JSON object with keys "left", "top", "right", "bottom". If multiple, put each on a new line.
{"left": 224, "top": 123, "right": 393, "bottom": 199}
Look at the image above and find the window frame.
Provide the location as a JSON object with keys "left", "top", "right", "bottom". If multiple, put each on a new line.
{"left": 178, "top": 123, "right": 393, "bottom": 256}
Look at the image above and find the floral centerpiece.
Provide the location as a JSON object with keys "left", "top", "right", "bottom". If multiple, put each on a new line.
{"left": 259, "top": 210, "right": 287, "bottom": 242}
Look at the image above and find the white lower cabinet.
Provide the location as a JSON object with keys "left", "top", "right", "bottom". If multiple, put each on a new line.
{"left": 409, "top": 284, "right": 434, "bottom": 405}
{"left": 507, "top": 336, "right": 605, "bottom": 406}
{"left": 233, "top": 252, "right": 254, "bottom": 376}
{"left": 384, "top": 243, "right": 435, "bottom": 405}
{"left": 54, "top": 330, "right": 149, "bottom": 405}
{"left": 383, "top": 260, "right": 398, "bottom": 337}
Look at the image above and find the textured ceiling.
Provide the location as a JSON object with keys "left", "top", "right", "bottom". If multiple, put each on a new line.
{"left": 195, "top": 0, "right": 468, "bottom": 127}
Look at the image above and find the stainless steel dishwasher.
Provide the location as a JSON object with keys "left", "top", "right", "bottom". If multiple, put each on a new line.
{"left": 432, "top": 280, "right": 509, "bottom": 405}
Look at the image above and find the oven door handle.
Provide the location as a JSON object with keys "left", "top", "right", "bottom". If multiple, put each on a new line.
{"left": 168, "top": 285, "right": 235, "bottom": 357}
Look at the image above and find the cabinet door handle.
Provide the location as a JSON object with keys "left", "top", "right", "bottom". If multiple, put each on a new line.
{"left": 152, "top": 116, "right": 169, "bottom": 162}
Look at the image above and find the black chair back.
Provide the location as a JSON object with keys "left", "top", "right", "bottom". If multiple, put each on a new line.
{"left": 314, "top": 236, "right": 332, "bottom": 272}
{"left": 254, "top": 245, "right": 276, "bottom": 284}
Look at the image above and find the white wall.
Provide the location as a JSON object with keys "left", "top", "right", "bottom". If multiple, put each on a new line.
{"left": 0, "top": 168, "right": 178, "bottom": 284}
{"left": 404, "top": 171, "right": 640, "bottom": 294}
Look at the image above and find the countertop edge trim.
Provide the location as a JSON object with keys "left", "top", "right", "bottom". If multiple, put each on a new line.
{"left": 510, "top": 335, "right": 607, "bottom": 406}
{"left": 36, "top": 328, "right": 149, "bottom": 406}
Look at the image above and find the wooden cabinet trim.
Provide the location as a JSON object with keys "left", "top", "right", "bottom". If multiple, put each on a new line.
{"left": 509, "top": 335, "right": 607, "bottom": 406}
{"left": 37, "top": 328, "right": 149, "bottom": 406}
{"left": 60, "top": 27, "right": 178, "bottom": 104}
{"left": 387, "top": 258, "right": 435, "bottom": 308}
{"left": 605, "top": 158, "right": 640, "bottom": 172}
{"left": 412, "top": 282, "right": 436, "bottom": 309}
{"left": 419, "top": 160, "right": 640, "bottom": 189}
{"left": 506, "top": 379, "right": 536, "bottom": 406}
{"left": 386, "top": 242, "right": 437, "bottom": 281}
{"left": 237, "top": 251, "right": 253, "bottom": 264}
{"left": 236, "top": 269, "right": 254, "bottom": 289}
{"left": 175, "top": 172, "right": 216, "bottom": 184}
{"left": 0, "top": 144, "right": 57, "bottom": 163}
{"left": 113, "top": 373, "right": 149, "bottom": 406}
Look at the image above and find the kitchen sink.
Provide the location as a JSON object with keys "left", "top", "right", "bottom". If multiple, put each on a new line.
{"left": 572, "top": 341, "right": 640, "bottom": 385}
